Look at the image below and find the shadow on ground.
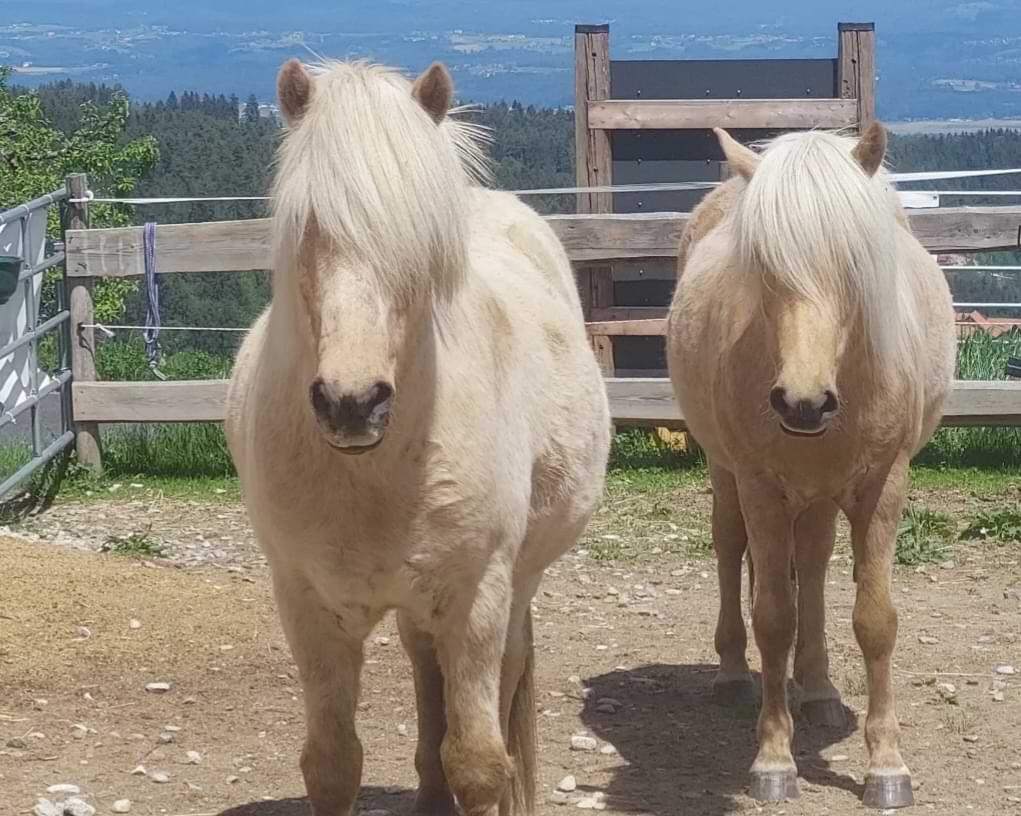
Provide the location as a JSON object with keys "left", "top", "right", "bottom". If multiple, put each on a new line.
{"left": 219, "top": 787, "right": 417, "bottom": 816}
{"left": 580, "top": 663, "right": 860, "bottom": 816}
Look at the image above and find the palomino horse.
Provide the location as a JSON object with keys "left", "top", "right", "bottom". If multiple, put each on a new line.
{"left": 226, "top": 59, "right": 610, "bottom": 816}
{"left": 667, "top": 123, "right": 955, "bottom": 809}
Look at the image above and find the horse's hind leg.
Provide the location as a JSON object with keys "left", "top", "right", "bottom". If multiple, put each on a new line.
{"left": 847, "top": 456, "right": 913, "bottom": 810}
{"left": 398, "top": 612, "right": 457, "bottom": 816}
{"left": 273, "top": 569, "right": 373, "bottom": 816}
{"left": 436, "top": 561, "right": 516, "bottom": 816}
{"left": 793, "top": 501, "right": 846, "bottom": 728}
{"left": 499, "top": 599, "right": 538, "bottom": 816}
{"left": 710, "top": 463, "right": 755, "bottom": 706}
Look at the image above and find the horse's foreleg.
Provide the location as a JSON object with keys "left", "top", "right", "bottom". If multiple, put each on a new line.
{"left": 848, "top": 455, "right": 913, "bottom": 810}
{"left": 398, "top": 612, "right": 457, "bottom": 816}
{"left": 738, "top": 475, "right": 799, "bottom": 802}
{"left": 793, "top": 501, "right": 846, "bottom": 727}
{"left": 273, "top": 570, "right": 371, "bottom": 816}
{"left": 709, "top": 463, "right": 754, "bottom": 706}
{"left": 436, "top": 561, "right": 515, "bottom": 816}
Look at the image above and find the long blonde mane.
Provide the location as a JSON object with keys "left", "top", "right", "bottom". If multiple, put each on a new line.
{"left": 270, "top": 60, "right": 490, "bottom": 302}
{"left": 733, "top": 130, "right": 922, "bottom": 377}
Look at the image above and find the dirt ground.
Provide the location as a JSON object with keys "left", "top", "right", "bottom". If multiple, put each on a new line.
{"left": 2, "top": 482, "right": 1020, "bottom": 816}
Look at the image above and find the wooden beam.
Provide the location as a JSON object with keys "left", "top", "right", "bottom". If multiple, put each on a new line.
{"left": 574, "top": 24, "right": 615, "bottom": 376}
{"left": 64, "top": 207, "right": 1021, "bottom": 276}
{"left": 588, "top": 99, "right": 858, "bottom": 131}
{"left": 72, "top": 380, "right": 230, "bottom": 423}
{"left": 586, "top": 319, "right": 666, "bottom": 336}
{"left": 590, "top": 306, "right": 668, "bottom": 322}
{"left": 838, "top": 22, "right": 877, "bottom": 129}
{"left": 65, "top": 218, "right": 272, "bottom": 278}
{"left": 72, "top": 378, "right": 1021, "bottom": 428}
{"left": 605, "top": 378, "right": 1021, "bottom": 429}
{"left": 64, "top": 173, "right": 103, "bottom": 475}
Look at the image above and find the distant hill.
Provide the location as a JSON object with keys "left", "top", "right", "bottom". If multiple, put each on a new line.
{"left": 5, "top": 1, "right": 1021, "bottom": 117}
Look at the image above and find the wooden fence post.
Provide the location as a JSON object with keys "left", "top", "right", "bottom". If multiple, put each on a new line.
{"left": 65, "top": 173, "right": 103, "bottom": 474}
{"left": 575, "top": 24, "right": 615, "bottom": 376}
{"left": 837, "top": 22, "right": 877, "bottom": 130}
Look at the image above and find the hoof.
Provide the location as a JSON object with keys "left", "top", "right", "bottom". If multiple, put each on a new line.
{"left": 749, "top": 769, "right": 800, "bottom": 802}
{"left": 863, "top": 774, "right": 914, "bottom": 809}
{"left": 712, "top": 676, "right": 756, "bottom": 707}
{"left": 801, "top": 698, "right": 849, "bottom": 728}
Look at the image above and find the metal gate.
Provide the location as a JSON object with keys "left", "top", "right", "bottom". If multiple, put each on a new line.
{"left": 0, "top": 188, "right": 75, "bottom": 499}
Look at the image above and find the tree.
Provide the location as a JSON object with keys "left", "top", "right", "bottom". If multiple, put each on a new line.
{"left": 0, "top": 66, "right": 160, "bottom": 322}
{"left": 244, "top": 94, "right": 260, "bottom": 125}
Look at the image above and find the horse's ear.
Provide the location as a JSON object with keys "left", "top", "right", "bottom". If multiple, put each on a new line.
{"left": 714, "top": 128, "right": 760, "bottom": 180}
{"left": 278, "top": 58, "right": 312, "bottom": 124}
{"left": 852, "top": 121, "right": 887, "bottom": 177}
{"left": 412, "top": 63, "right": 454, "bottom": 124}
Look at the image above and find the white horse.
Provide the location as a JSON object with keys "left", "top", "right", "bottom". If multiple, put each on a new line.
{"left": 667, "top": 124, "right": 956, "bottom": 809}
{"left": 226, "top": 59, "right": 610, "bottom": 816}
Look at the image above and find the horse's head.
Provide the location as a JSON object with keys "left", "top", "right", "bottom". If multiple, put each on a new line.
{"left": 715, "top": 123, "right": 895, "bottom": 437}
{"left": 272, "top": 58, "right": 478, "bottom": 453}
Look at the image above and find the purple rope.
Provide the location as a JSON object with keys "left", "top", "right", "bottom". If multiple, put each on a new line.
{"left": 142, "top": 221, "right": 161, "bottom": 370}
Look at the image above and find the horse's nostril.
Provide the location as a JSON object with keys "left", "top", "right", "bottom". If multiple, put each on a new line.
{"left": 310, "top": 378, "right": 331, "bottom": 416}
{"left": 366, "top": 381, "right": 394, "bottom": 412}
{"left": 769, "top": 386, "right": 788, "bottom": 415}
{"left": 821, "top": 390, "right": 839, "bottom": 414}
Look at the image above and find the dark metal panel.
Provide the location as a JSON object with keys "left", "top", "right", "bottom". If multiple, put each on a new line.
{"left": 610, "top": 59, "right": 838, "bottom": 100}
{"left": 613, "top": 336, "right": 667, "bottom": 372}
{"left": 612, "top": 158, "right": 724, "bottom": 213}
{"left": 612, "top": 129, "right": 785, "bottom": 162}
{"left": 613, "top": 279, "right": 676, "bottom": 308}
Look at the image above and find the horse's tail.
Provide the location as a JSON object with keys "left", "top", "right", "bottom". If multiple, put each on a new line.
{"left": 507, "top": 609, "right": 537, "bottom": 816}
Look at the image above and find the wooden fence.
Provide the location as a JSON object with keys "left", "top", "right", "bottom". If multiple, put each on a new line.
{"left": 63, "top": 184, "right": 1021, "bottom": 472}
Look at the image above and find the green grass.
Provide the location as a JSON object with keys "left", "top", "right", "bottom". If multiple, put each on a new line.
{"left": 896, "top": 506, "right": 955, "bottom": 565}
{"left": 99, "top": 527, "right": 168, "bottom": 559}
{"left": 961, "top": 509, "right": 1021, "bottom": 543}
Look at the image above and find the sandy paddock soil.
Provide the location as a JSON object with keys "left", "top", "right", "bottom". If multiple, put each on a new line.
{"left": 1, "top": 482, "right": 1020, "bottom": 816}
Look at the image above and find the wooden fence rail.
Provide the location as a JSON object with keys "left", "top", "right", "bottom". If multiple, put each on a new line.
{"left": 72, "top": 378, "right": 1021, "bottom": 429}
{"left": 65, "top": 207, "right": 1021, "bottom": 277}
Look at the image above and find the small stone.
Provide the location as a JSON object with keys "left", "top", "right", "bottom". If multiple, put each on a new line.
{"left": 186, "top": 750, "right": 202, "bottom": 765}
{"left": 62, "top": 798, "right": 96, "bottom": 816}
{"left": 396, "top": 723, "right": 408, "bottom": 737}
{"left": 150, "top": 771, "right": 170, "bottom": 784}
{"left": 992, "top": 691, "right": 1006, "bottom": 703}
{"left": 5, "top": 737, "right": 27, "bottom": 749}
{"left": 112, "top": 801, "right": 132, "bottom": 814}
{"left": 46, "top": 784, "right": 81, "bottom": 795}
{"left": 33, "top": 698, "right": 48, "bottom": 710}
{"left": 570, "top": 735, "right": 598, "bottom": 752}
{"left": 226, "top": 775, "right": 240, "bottom": 784}
{"left": 596, "top": 703, "right": 617, "bottom": 714}
{"left": 599, "top": 744, "right": 617, "bottom": 755}
{"left": 963, "top": 735, "right": 979, "bottom": 743}
{"left": 145, "top": 682, "right": 171, "bottom": 694}
{"left": 936, "top": 682, "right": 958, "bottom": 702}
{"left": 829, "top": 754, "right": 849, "bottom": 762}
{"left": 163, "top": 725, "right": 181, "bottom": 732}
{"left": 557, "top": 775, "right": 578, "bottom": 792}
{"left": 374, "top": 637, "right": 391, "bottom": 646}
{"left": 995, "top": 665, "right": 1016, "bottom": 676}
{"left": 32, "top": 799, "right": 60, "bottom": 816}
{"left": 130, "top": 765, "right": 147, "bottom": 776}
{"left": 71, "top": 724, "right": 88, "bottom": 740}
{"left": 129, "top": 619, "right": 142, "bottom": 630}
{"left": 76, "top": 627, "right": 92, "bottom": 640}
{"left": 158, "top": 732, "right": 175, "bottom": 744}
{"left": 550, "top": 791, "right": 571, "bottom": 806}
{"left": 917, "top": 635, "right": 939, "bottom": 645}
